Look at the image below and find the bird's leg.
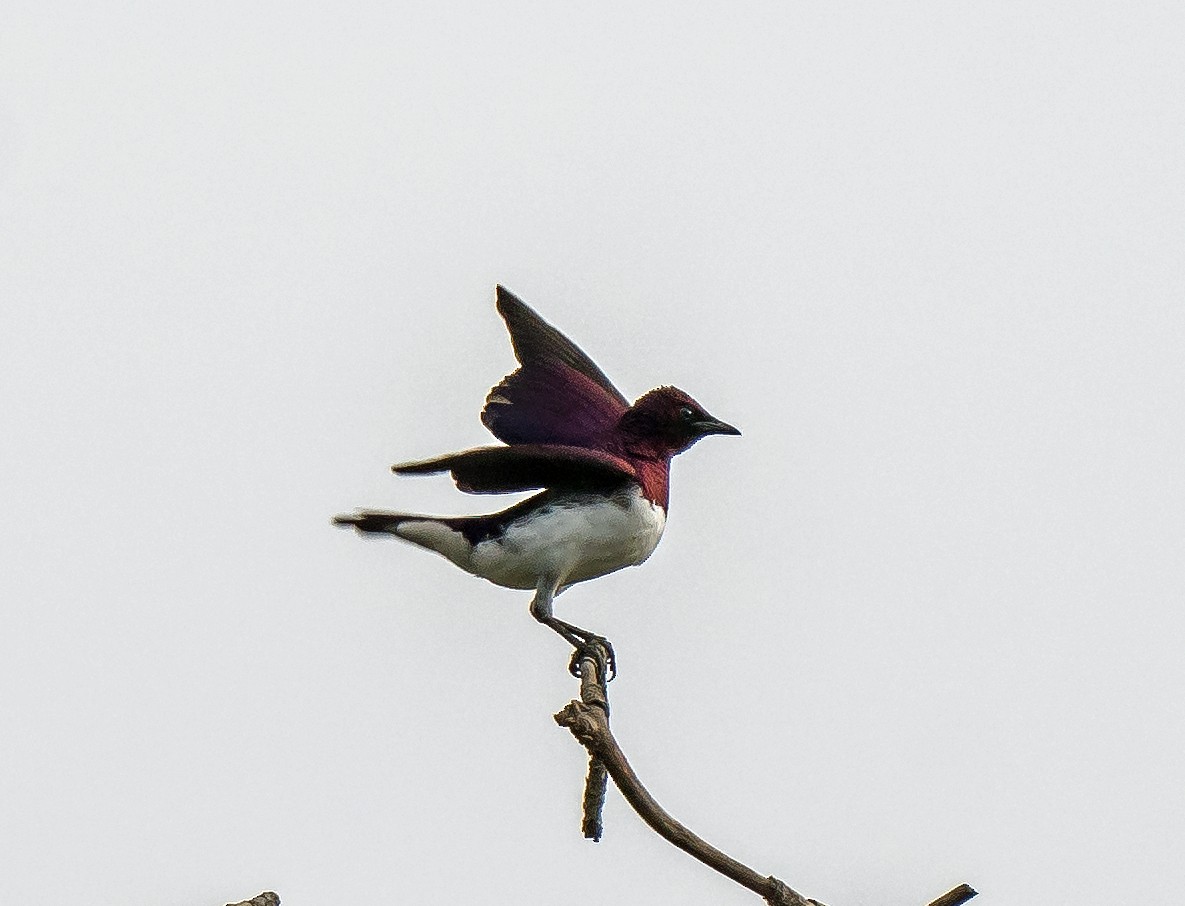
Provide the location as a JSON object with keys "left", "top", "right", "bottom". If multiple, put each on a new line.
{"left": 529, "top": 579, "right": 616, "bottom": 681}
{"left": 559, "top": 622, "right": 617, "bottom": 682}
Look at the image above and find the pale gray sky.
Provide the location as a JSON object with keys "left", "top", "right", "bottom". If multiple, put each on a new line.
{"left": 3, "top": 3, "right": 1183, "bottom": 905}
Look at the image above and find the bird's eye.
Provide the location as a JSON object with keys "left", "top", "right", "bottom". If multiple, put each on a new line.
{"left": 679, "top": 406, "right": 696, "bottom": 422}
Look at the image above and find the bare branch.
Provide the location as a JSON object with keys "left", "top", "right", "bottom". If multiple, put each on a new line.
{"left": 582, "top": 755, "right": 608, "bottom": 841}
{"left": 554, "top": 646, "right": 976, "bottom": 906}
{"left": 576, "top": 644, "right": 611, "bottom": 840}
{"left": 555, "top": 648, "right": 822, "bottom": 906}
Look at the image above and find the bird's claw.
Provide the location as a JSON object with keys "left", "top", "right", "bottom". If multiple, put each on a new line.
{"left": 568, "top": 636, "right": 616, "bottom": 682}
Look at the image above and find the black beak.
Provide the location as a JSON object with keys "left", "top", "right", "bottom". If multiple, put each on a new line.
{"left": 692, "top": 416, "right": 741, "bottom": 437}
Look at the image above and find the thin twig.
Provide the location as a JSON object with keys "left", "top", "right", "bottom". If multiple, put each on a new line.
{"left": 556, "top": 647, "right": 821, "bottom": 906}
{"left": 927, "top": 884, "right": 978, "bottom": 906}
{"left": 554, "top": 647, "right": 977, "bottom": 906}
{"left": 582, "top": 755, "right": 608, "bottom": 841}
{"left": 577, "top": 651, "right": 610, "bottom": 840}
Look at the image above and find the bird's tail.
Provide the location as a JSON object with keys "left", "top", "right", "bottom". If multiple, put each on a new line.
{"left": 333, "top": 511, "right": 473, "bottom": 570}
{"left": 333, "top": 511, "right": 412, "bottom": 534}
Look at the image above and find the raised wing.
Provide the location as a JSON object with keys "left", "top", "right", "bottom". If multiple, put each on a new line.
{"left": 393, "top": 444, "right": 638, "bottom": 494}
{"left": 481, "top": 287, "right": 629, "bottom": 448}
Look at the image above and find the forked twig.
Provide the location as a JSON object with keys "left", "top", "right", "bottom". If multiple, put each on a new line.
{"left": 554, "top": 645, "right": 976, "bottom": 906}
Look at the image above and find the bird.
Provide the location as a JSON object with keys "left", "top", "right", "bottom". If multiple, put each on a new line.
{"left": 334, "top": 286, "right": 739, "bottom": 677}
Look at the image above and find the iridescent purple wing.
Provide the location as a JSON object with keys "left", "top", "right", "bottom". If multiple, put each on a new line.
{"left": 481, "top": 287, "right": 629, "bottom": 449}
{"left": 394, "top": 444, "right": 637, "bottom": 494}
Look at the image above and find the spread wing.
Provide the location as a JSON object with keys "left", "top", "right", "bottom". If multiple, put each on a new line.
{"left": 481, "top": 286, "right": 629, "bottom": 448}
{"left": 394, "top": 444, "right": 638, "bottom": 494}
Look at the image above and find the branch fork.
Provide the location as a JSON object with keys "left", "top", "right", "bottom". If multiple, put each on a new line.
{"left": 554, "top": 646, "right": 976, "bottom": 906}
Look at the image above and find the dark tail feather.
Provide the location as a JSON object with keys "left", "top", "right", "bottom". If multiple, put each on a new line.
{"left": 333, "top": 511, "right": 414, "bottom": 534}
{"left": 334, "top": 510, "right": 474, "bottom": 568}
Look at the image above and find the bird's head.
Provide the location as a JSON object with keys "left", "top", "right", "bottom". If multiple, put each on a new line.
{"left": 616, "top": 386, "right": 740, "bottom": 459}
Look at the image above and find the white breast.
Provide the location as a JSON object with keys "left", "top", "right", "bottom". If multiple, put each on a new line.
{"left": 469, "top": 485, "right": 667, "bottom": 591}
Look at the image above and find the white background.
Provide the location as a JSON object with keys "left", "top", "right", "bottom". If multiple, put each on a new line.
{"left": 3, "top": 3, "right": 1183, "bottom": 904}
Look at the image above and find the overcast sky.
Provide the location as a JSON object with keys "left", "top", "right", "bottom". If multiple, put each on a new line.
{"left": 3, "top": 3, "right": 1183, "bottom": 905}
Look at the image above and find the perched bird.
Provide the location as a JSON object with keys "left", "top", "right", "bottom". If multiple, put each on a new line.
{"left": 335, "top": 286, "right": 739, "bottom": 676}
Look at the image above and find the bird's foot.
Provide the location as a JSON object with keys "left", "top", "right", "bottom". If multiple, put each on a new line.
{"left": 568, "top": 635, "right": 616, "bottom": 683}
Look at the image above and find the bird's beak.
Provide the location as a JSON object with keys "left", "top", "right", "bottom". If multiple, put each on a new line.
{"left": 693, "top": 416, "right": 741, "bottom": 437}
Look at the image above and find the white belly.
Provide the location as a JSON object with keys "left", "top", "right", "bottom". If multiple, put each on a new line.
{"left": 470, "top": 485, "right": 666, "bottom": 590}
